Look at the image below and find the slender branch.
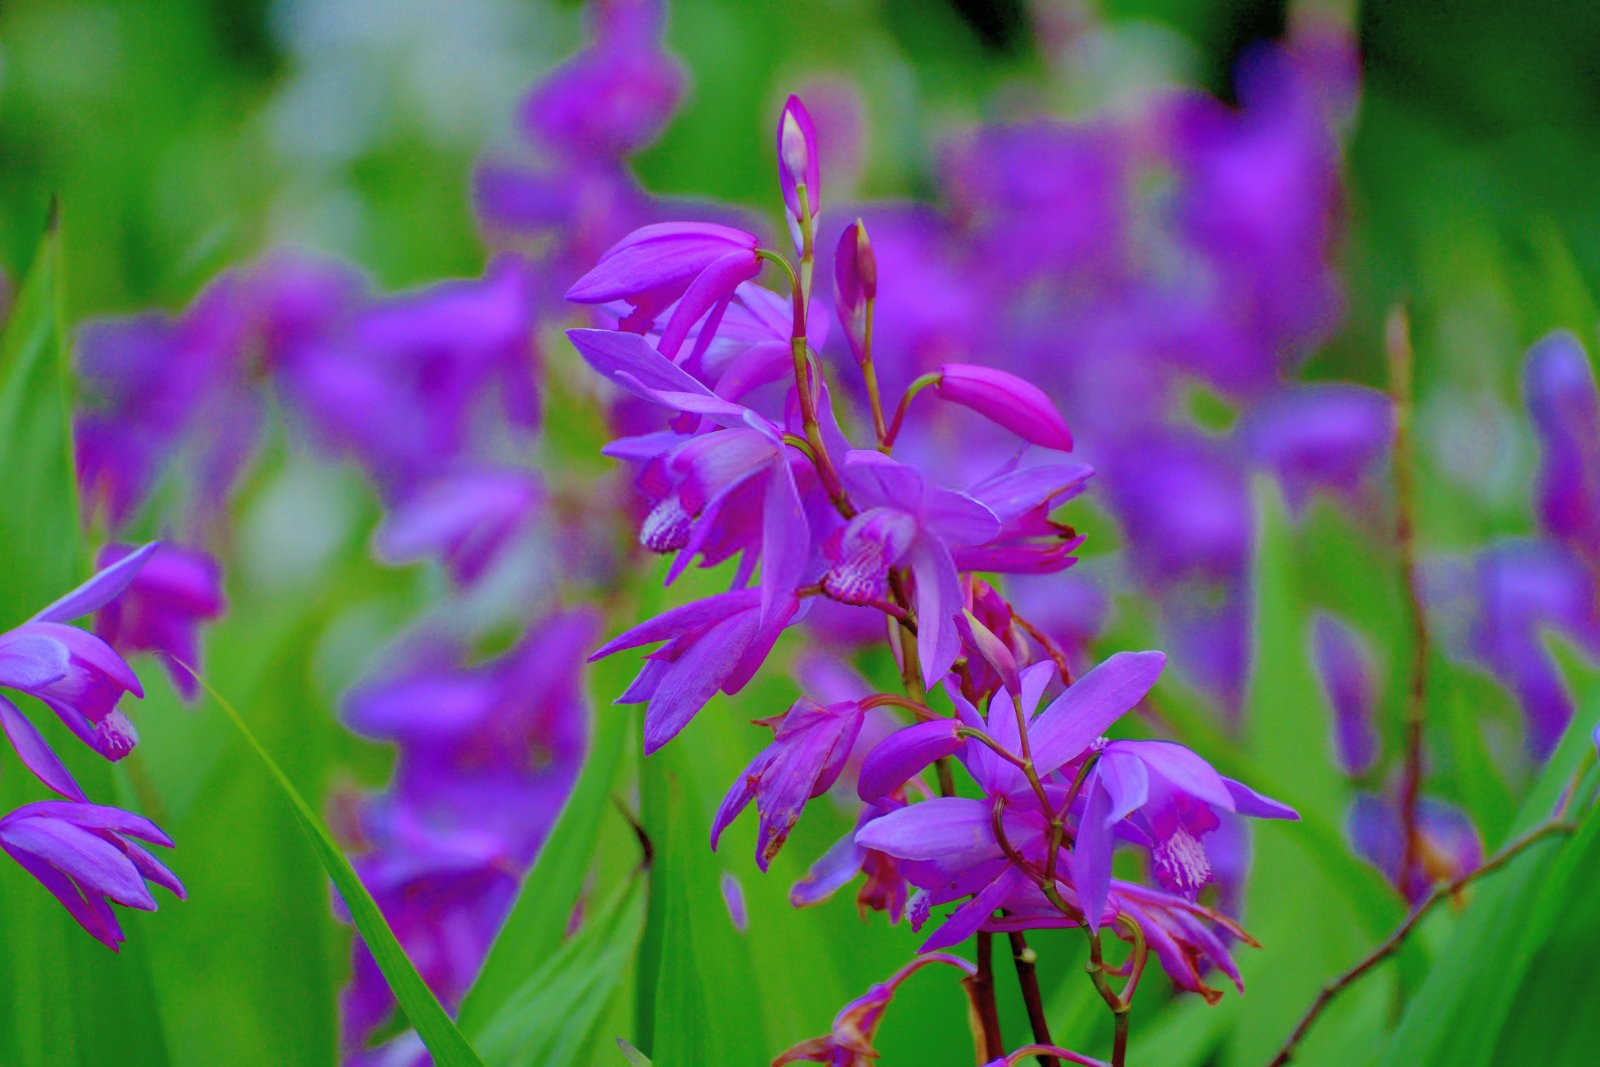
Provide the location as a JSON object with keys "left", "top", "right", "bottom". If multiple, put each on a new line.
{"left": 1386, "top": 305, "right": 1430, "bottom": 891}
{"left": 974, "top": 931, "right": 1006, "bottom": 1059}
{"left": 1008, "top": 930, "right": 1060, "bottom": 1067}
{"left": 1267, "top": 813, "right": 1582, "bottom": 1066}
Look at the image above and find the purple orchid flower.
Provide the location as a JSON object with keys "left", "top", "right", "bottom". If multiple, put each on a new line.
{"left": 1310, "top": 611, "right": 1380, "bottom": 775}
{"left": 93, "top": 542, "right": 225, "bottom": 701}
{"left": 566, "top": 223, "right": 762, "bottom": 353}
{"left": 591, "top": 588, "right": 799, "bottom": 754}
{"left": 711, "top": 697, "right": 865, "bottom": 869}
{"left": 826, "top": 451, "right": 1000, "bottom": 687}
{"left": 0, "top": 801, "right": 183, "bottom": 951}
{"left": 0, "top": 544, "right": 159, "bottom": 773}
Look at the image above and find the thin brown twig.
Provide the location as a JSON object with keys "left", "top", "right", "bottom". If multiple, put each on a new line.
{"left": 1386, "top": 305, "right": 1430, "bottom": 893}
{"left": 1267, "top": 814, "right": 1580, "bottom": 1066}
{"left": 1008, "top": 930, "right": 1060, "bottom": 1067}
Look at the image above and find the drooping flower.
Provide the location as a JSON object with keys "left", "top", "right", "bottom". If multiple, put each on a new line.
{"left": 92, "top": 542, "right": 225, "bottom": 701}
{"left": 0, "top": 801, "right": 184, "bottom": 951}
{"left": 712, "top": 697, "right": 865, "bottom": 869}
{"left": 0, "top": 544, "right": 159, "bottom": 766}
{"left": 773, "top": 953, "right": 976, "bottom": 1067}
{"left": 591, "top": 588, "right": 799, "bottom": 754}
{"left": 566, "top": 223, "right": 762, "bottom": 351}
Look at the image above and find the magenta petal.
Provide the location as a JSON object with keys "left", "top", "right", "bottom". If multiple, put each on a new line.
{"left": 759, "top": 459, "right": 809, "bottom": 628}
{"left": 855, "top": 796, "right": 999, "bottom": 868}
{"left": 0, "top": 697, "right": 85, "bottom": 801}
{"left": 1028, "top": 651, "right": 1166, "bottom": 777}
{"left": 919, "top": 866, "right": 1027, "bottom": 952}
{"left": 18, "top": 801, "right": 174, "bottom": 846}
{"left": 1071, "top": 779, "right": 1115, "bottom": 933}
{"left": 568, "top": 328, "right": 716, "bottom": 400}
{"left": 790, "top": 828, "right": 865, "bottom": 908}
{"left": 0, "top": 632, "right": 71, "bottom": 690}
{"left": 857, "top": 720, "right": 963, "bottom": 801}
{"left": 0, "top": 819, "right": 157, "bottom": 910}
{"left": 656, "top": 250, "right": 760, "bottom": 361}
{"left": 711, "top": 751, "right": 767, "bottom": 851}
{"left": 592, "top": 589, "right": 758, "bottom": 659}
{"left": 3, "top": 845, "right": 125, "bottom": 949}
{"left": 640, "top": 611, "right": 755, "bottom": 754}
{"left": 935, "top": 364, "right": 1074, "bottom": 451}
{"left": 908, "top": 540, "right": 964, "bottom": 688}
{"left": 32, "top": 542, "right": 160, "bottom": 624}
{"left": 1096, "top": 750, "right": 1150, "bottom": 825}
{"left": 1109, "top": 740, "right": 1233, "bottom": 810}
{"left": 1222, "top": 777, "right": 1298, "bottom": 820}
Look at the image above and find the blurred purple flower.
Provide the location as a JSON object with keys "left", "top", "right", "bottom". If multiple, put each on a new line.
{"left": 1347, "top": 792, "right": 1483, "bottom": 904}
{"left": 374, "top": 467, "right": 541, "bottom": 586}
{"left": 1524, "top": 330, "right": 1600, "bottom": 562}
{"left": 1241, "top": 383, "right": 1393, "bottom": 514}
{"left": 93, "top": 542, "right": 225, "bottom": 701}
{"left": 1309, "top": 612, "right": 1380, "bottom": 775}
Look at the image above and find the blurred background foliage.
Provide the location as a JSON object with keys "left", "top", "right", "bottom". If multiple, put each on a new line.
{"left": 3, "top": 0, "right": 1600, "bottom": 1064}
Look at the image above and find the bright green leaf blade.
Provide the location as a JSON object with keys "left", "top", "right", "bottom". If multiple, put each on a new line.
{"left": 458, "top": 692, "right": 630, "bottom": 1037}
{"left": 192, "top": 670, "right": 484, "bottom": 1067}
{"left": 472, "top": 876, "right": 646, "bottom": 1065}
{"left": 0, "top": 217, "right": 172, "bottom": 1067}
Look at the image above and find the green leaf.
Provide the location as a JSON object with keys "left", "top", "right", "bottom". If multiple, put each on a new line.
{"left": 458, "top": 697, "right": 630, "bottom": 1036}
{"left": 191, "top": 670, "right": 484, "bottom": 1067}
{"left": 471, "top": 876, "right": 646, "bottom": 1065}
{"left": 0, "top": 207, "right": 81, "bottom": 616}
{"left": 0, "top": 217, "right": 171, "bottom": 1067}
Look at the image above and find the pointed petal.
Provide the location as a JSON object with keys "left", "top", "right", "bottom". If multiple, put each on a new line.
{"left": 855, "top": 796, "right": 999, "bottom": 868}
{"left": 0, "top": 696, "right": 85, "bottom": 801}
{"left": 32, "top": 543, "right": 160, "bottom": 624}
{"left": 1028, "top": 651, "right": 1165, "bottom": 777}
{"left": 1071, "top": 778, "right": 1115, "bottom": 933}
{"left": 857, "top": 719, "right": 964, "bottom": 802}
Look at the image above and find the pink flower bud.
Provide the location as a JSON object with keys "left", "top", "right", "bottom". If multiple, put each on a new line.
{"left": 777, "top": 94, "right": 820, "bottom": 227}
{"left": 934, "top": 364, "right": 1074, "bottom": 451}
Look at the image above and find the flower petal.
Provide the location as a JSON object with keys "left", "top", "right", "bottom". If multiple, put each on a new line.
{"left": 1028, "top": 651, "right": 1166, "bottom": 777}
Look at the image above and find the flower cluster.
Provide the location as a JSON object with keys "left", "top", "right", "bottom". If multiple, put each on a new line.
{"left": 0, "top": 545, "right": 187, "bottom": 950}
{"left": 575, "top": 91, "right": 1298, "bottom": 1063}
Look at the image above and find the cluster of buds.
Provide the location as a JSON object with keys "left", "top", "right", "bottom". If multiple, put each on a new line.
{"left": 571, "top": 94, "right": 1298, "bottom": 1064}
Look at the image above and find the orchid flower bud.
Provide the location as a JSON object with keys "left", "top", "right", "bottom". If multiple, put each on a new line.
{"left": 777, "top": 95, "right": 820, "bottom": 242}
{"left": 934, "top": 363, "right": 1075, "bottom": 451}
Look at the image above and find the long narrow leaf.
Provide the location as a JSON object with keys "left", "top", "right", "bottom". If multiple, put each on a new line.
{"left": 189, "top": 668, "right": 484, "bottom": 1067}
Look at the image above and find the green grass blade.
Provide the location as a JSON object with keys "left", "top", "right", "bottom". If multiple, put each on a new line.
{"left": 190, "top": 669, "right": 484, "bottom": 1067}
{"left": 457, "top": 697, "right": 630, "bottom": 1037}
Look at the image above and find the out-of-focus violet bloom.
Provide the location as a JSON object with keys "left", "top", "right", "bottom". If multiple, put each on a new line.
{"left": 93, "top": 542, "right": 225, "bottom": 701}
{"left": 592, "top": 588, "right": 798, "bottom": 754}
{"left": 712, "top": 697, "right": 865, "bottom": 869}
{"left": 518, "top": 0, "right": 684, "bottom": 160}
{"left": 772, "top": 952, "right": 976, "bottom": 1067}
{"left": 374, "top": 468, "right": 541, "bottom": 586}
{"left": 1309, "top": 612, "right": 1380, "bottom": 775}
{"left": 1348, "top": 792, "right": 1483, "bottom": 904}
{"left": 0, "top": 801, "right": 183, "bottom": 952}
{"left": 720, "top": 870, "right": 749, "bottom": 934}
{"left": 1524, "top": 331, "right": 1600, "bottom": 561}
{"left": 1241, "top": 383, "right": 1393, "bottom": 514}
